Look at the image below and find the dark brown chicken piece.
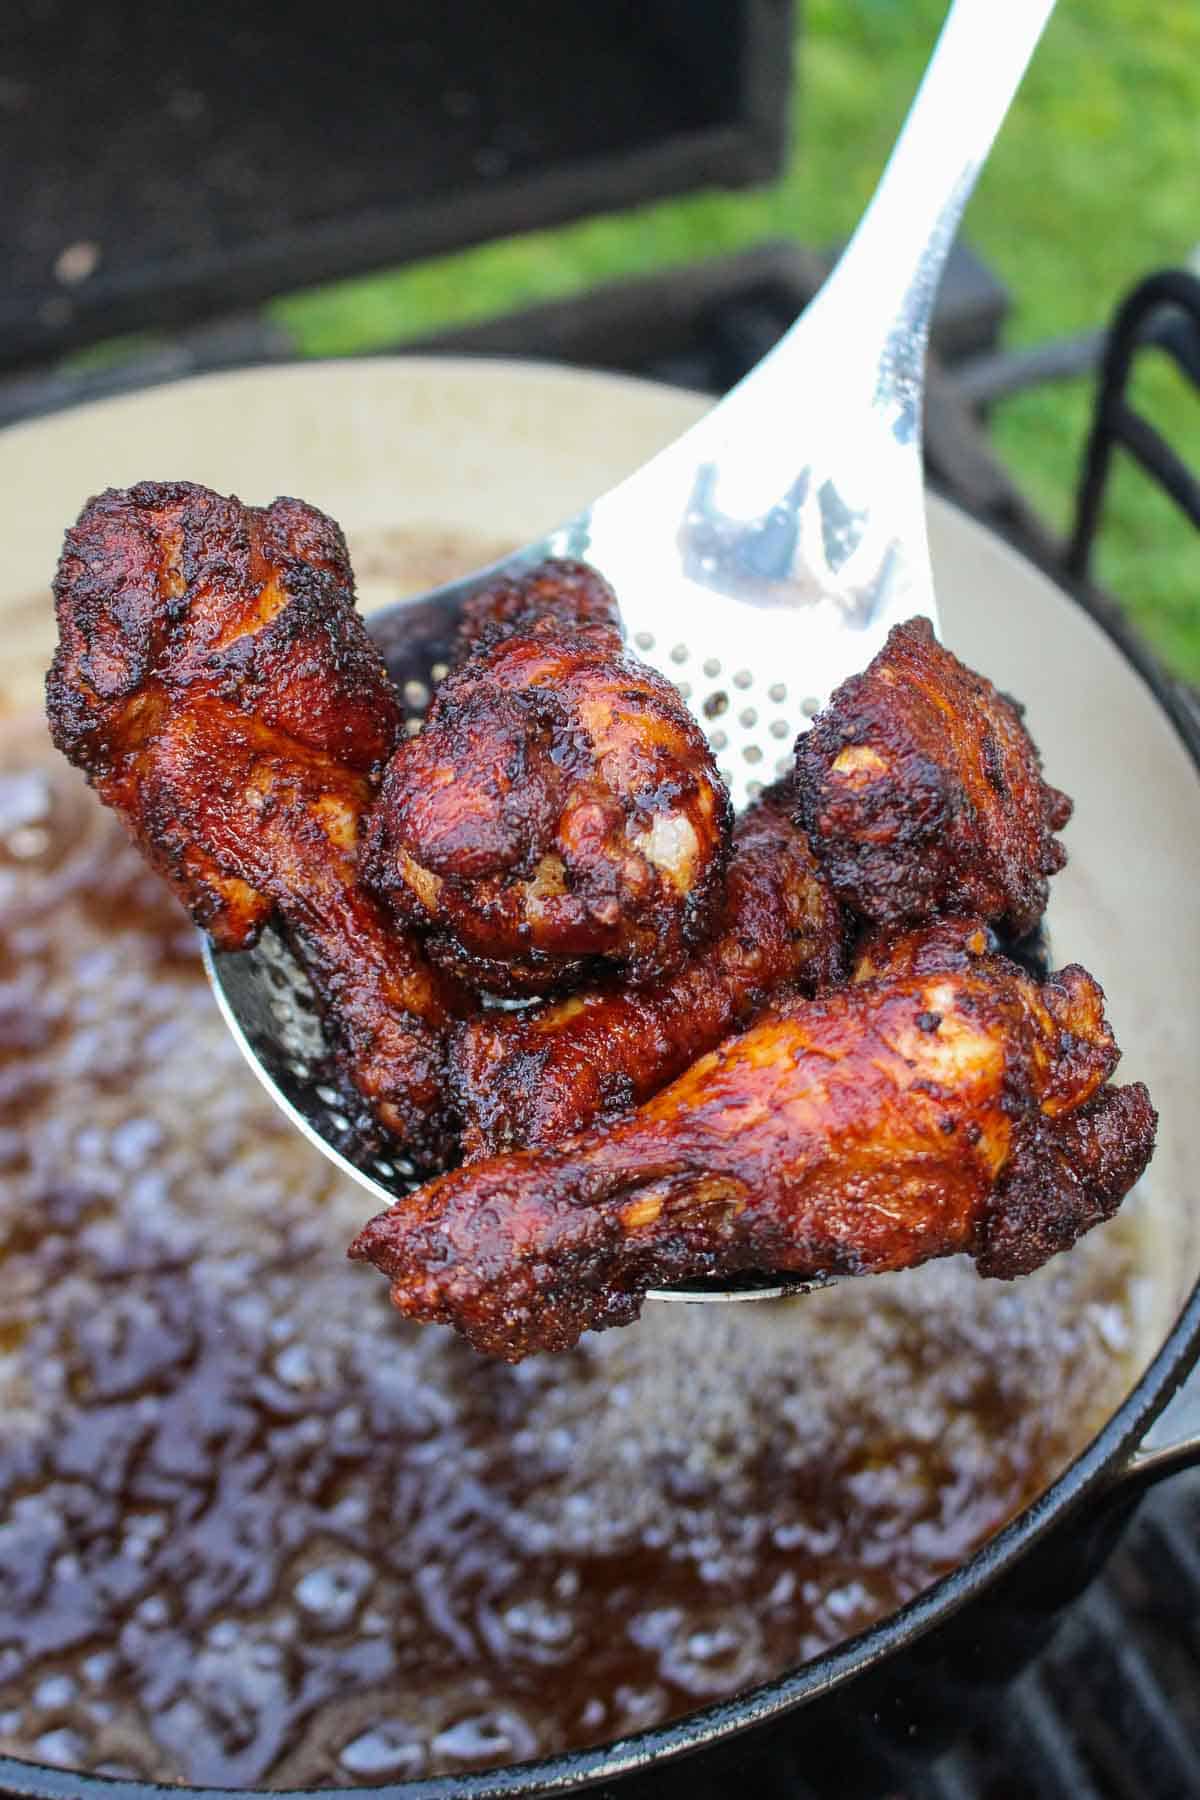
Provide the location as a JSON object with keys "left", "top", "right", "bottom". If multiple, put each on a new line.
{"left": 363, "top": 559, "right": 732, "bottom": 997}
{"left": 455, "top": 557, "right": 621, "bottom": 652}
{"left": 796, "top": 618, "right": 1072, "bottom": 936}
{"left": 852, "top": 914, "right": 996, "bottom": 980}
{"left": 852, "top": 916, "right": 1122, "bottom": 1119}
{"left": 46, "top": 480, "right": 469, "bottom": 1161}
{"left": 454, "top": 781, "right": 846, "bottom": 1157}
{"left": 351, "top": 939, "right": 1155, "bottom": 1359}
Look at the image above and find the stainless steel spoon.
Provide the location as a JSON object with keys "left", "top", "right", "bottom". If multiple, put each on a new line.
{"left": 205, "top": 0, "right": 1057, "bottom": 1301}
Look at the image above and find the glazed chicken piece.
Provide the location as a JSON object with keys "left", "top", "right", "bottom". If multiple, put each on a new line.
{"left": 362, "top": 559, "right": 732, "bottom": 997}
{"left": 852, "top": 914, "right": 997, "bottom": 981}
{"left": 454, "top": 557, "right": 623, "bottom": 650}
{"left": 351, "top": 933, "right": 1155, "bottom": 1359}
{"left": 796, "top": 618, "right": 1072, "bottom": 937}
{"left": 454, "top": 780, "right": 847, "bottom": 1157}
{"left": 46, "top": 481, "right": 469, "bottom": 1162}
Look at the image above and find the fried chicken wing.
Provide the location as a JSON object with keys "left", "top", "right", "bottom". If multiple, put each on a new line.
{"left": 796, "top": 618, "right": 1072, "bottom": 936}
{"left": 455, "top": 557, "right": 621, "bottom": 651}
{"left": 851, "top": 915, "right": 996, "bottom": 980}
{"left": 351, "top": 939, "right": 1154, "bottom": 1359}
{"left": 852, "top": 916, "right": 1119, "bottom": 1118}
{"left": 46, "top": 480, "right": 469, "bottom": 1161}
{"left": 363, "top": 559, "right": 732, "bottom": 997}
{"left": 454, "top": 780, "right": 847, "bottom": 1157}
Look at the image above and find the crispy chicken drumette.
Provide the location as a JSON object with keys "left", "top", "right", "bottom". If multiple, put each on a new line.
{"left": 46, "top": 480, "right": 469, "bottom": 1162}
{"left": 454, "top": 557, "right": 623, "bottom": 651}
{"left": 454, "top": 780, "right": 846, "bottom": 1158}
{"left": 796, "top": 618, "right": 1072, "bottom": 937}
{"left": 351, "top": 929, "right": 1154, "bottom": 1359}
{"left": 362, "top": 560, "right": 732, "bottom": 997}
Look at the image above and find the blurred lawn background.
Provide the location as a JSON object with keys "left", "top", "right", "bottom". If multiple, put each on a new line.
{"left": 273, "top": 0, "right": 1200, "bottom": 679}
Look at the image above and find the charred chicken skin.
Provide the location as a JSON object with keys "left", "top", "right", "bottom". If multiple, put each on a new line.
{"left": 454, "top": 780, "right": 846, "bottom": 1157}
{"left": 46, "top": 481, "right": 469, "bottom": 1161}
{"left": 796, "top": 618, "right": 1072, "bottom": 937}
{"left": 453, "top": 557, "right": 622, "bottom": 652}
{"left": 362, "top": 559, "right": 732, "bottom": 997}
{"left": 351, "top": 933, "right": 1155, "bottom": 1360}
{"left": 852, "top": 914, "right": 997, "bottom": 981}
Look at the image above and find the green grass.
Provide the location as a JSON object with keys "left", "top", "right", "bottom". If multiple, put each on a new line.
{"left": 270, "top": 0, "right": 1200, "bottom": 678}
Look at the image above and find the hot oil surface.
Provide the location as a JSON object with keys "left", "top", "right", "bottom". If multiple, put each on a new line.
{"left": 0, "top": 729, "right": 1142, "bottom": 1787}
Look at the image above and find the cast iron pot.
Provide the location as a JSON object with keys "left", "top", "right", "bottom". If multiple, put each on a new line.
{"left": 2, "top": 359, "right": 1198, "bottom": 1799}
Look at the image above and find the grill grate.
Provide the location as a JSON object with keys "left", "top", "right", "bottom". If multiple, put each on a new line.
{"left": 930, "top": 1475, "right": 1200, "bottom": 1800}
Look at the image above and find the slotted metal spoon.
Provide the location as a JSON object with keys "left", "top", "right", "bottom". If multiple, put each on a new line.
{"left": 206, "top": 0, "right": 1057, "bottom": 1302}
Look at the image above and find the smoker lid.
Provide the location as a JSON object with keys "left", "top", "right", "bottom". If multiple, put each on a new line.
{"left": 2, "top": 0, "right": 789, "bottom": 371}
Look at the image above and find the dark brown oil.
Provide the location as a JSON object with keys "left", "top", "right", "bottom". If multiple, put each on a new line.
{"left": 0, "top": 727, "right": 1142, "bottom": 1787}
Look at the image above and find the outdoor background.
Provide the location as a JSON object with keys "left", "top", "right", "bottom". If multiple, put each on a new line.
{"left": 271, "top": 0, "right": 1199, "bottom": 680}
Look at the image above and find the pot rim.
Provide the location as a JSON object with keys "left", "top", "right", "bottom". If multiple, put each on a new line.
{"left": 3, "top": 404, "right": 1199, "bottom": 1800}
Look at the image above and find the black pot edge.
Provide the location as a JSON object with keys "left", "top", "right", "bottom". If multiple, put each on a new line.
{"left": 4, "top": 469, "right": 1200, "bottom": 1800}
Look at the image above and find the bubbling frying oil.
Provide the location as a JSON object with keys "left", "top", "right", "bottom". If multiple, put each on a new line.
{"left": 0, "top": 731, "right": 1141, "bottom": 1787}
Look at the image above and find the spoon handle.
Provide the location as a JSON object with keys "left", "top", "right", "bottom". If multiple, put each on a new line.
{"left": 784, "top": 0, "right": 1056, "bottom": 387}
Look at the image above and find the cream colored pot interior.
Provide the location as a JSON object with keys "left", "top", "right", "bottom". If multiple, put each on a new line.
{"left": 4, "top": 357, "right": 1199, "bottom": 1373}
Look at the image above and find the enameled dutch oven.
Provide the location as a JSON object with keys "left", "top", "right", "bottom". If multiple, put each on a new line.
{"left": 2, "top": 359, "right": 1198, "bottom": 1798}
